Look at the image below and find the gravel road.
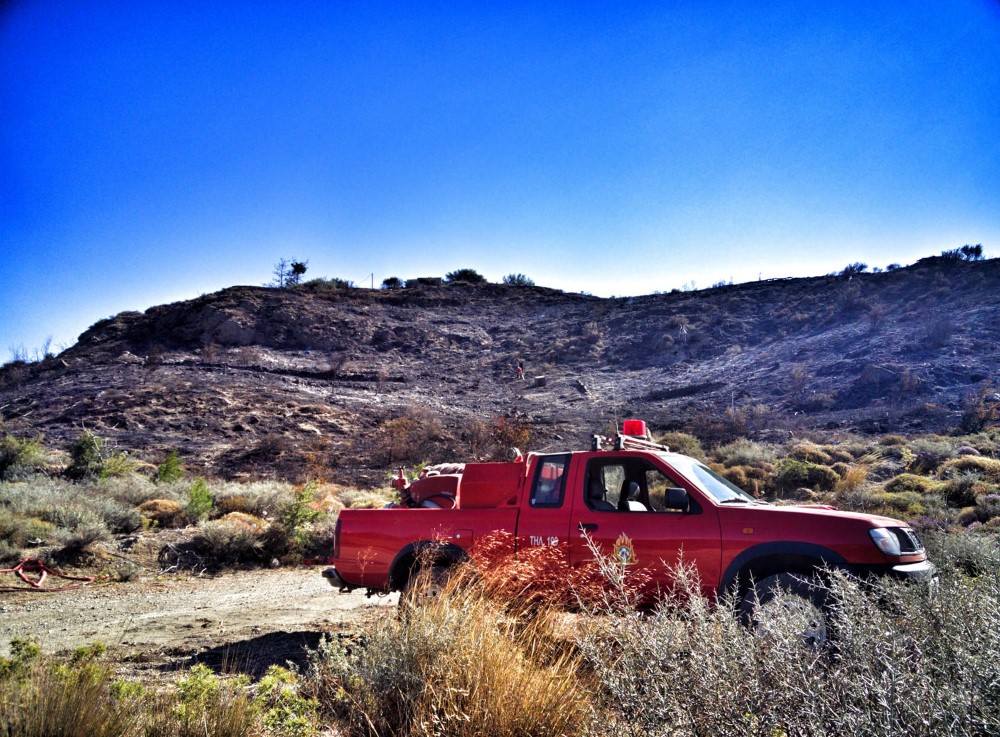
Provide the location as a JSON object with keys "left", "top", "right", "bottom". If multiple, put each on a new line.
{"left": 0, "top": 567, "right": 397, "bottom": 679}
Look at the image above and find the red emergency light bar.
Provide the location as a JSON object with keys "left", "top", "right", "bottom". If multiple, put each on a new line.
{"left": 590, "top": 420, "right": 670, "bottom": 452}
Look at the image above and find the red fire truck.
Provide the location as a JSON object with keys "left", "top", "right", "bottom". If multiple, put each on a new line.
{"left": 323, "top": 420, "right": 934, "bottom": 636}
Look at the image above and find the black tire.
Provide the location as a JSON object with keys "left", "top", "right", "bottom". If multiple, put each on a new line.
{"left": 399, "top": 565, "right": 451, "bottom": 612}
{"left": 740, "top": 571, "right": 832, "bottom": 649}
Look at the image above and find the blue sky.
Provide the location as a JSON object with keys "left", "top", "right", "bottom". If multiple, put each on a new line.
{"left": 2, "top": 1, "right": 998, "bottom": 355}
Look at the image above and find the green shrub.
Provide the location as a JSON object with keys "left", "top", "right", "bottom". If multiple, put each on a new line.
{"left": 885, "top": 473, "right": 940, "bottom": 495}
{"left": 774, "top": 459, "right": 839, "bottom": 493}
{"left": 0, "top": 435, "right": 46, "bottom": 480}
{"left": 502, "top": 273, "right": 535, "bottom": 286}
{"left": 254, "top": 665, "right": 319, "bottom": 736}
{"left": 938, "top": 456, "right": 1000, "bottom": 483}
{"left": 878, "top": 434, "right": 909, "bottom": 446}
{"left": 908, "top": 438, "right": 956, "bottom": 473}
{"left": 0, "top": 509, "right": 56, "bottom": 548}
{"left": 657, "top": 432, "right": 705, "bottom": 459}
{"left": 186, "top": 478, "right": 214, "bottom": 522}
{"left": 938, "top": 474, "right": 986, "bottom": 509}
{"left": 823, "top": 446, "right": 855, "bottom": 464}
{"left": 970, "top": 494, "right": 1000, "bottom": 524}
{"left": 99, "top": 452, "right": 137, "bottom": 479}
{"left": 444, "top": 268, "right": 487, "bottom": 284}
{"left": 65, "top": 430, "right": 106, "bottom": 480}
{"left": 156, "top": 450, "right": 185, "bottom": 483}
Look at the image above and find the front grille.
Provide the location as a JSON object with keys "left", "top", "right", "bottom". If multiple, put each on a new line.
{"left": 891, "top": 527, "right": 923, "bottom": 554}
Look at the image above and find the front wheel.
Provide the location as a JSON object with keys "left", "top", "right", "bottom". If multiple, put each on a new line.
{"left": 740, "top": 572, "right": 832, "bottom": 649}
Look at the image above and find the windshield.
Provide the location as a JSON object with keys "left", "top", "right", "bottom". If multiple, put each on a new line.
{"left": 658, "top": 453, "right": 760, "bottom": 504}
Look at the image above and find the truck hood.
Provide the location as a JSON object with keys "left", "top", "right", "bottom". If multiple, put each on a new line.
{"left": 755, "top": 503, "right": 907, "bottom": 529}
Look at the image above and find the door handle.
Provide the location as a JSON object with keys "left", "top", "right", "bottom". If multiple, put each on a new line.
{"left": 578, "top": 523, "right": 598, "bottom": 532}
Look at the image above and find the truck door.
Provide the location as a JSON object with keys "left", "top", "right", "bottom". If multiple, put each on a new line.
{"left": 568, "top": 453, "right": 722, "bottom": 599}
{"left": 515, "top": 454, "right": 573, "bottom": 557}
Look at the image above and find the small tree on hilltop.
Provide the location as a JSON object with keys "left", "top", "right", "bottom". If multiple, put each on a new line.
{"left": 445, "top": 268, "right": 487, "bottom": 284}
{"left": 840, "top": 262, "right": 868, "bottom": 277}
{"left": 269, "top": 257, "right": 309, "bottom": 288}
{"left": 381, "top": 276, "right": 402, "bottom": 289}
{"left": 502, "top": 273, "right": 535, "bottom": 287}
{"left": 289, "top": 260, "right": 308, "bottom": 286}
{"left": 960, "top": 244, "right": 984, "bottom": 261}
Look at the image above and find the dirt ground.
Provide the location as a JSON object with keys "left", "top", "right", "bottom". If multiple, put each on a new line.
{"left": 0, "top": 565, "right": 397, "bottom": 681}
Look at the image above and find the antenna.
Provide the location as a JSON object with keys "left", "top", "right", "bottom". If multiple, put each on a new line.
{"left": 611, "top": 383, "right": 619, "bottom": 432}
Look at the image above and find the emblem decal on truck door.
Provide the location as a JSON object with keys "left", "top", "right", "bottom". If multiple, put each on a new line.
{"left": 614, "top": 533, "right": 636, "bottom": 565}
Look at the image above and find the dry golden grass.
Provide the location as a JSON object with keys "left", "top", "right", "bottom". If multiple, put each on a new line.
{"left": 307, "top": 558, "right": 593, "bottom": 737}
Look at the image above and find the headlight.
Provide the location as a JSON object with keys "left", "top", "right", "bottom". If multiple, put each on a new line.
{"left": 870, "top": 527, "right": 902, "bottom": 557}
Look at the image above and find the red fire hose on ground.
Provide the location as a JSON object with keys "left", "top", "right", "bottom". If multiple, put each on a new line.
{"left": 0, "top": 559, "right": 97, "bottom": 592}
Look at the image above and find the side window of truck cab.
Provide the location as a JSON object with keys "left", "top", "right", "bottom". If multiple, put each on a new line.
{"left": 529, "top": 454, "right": 570, "bottom": 507}
{"left": 586, "top": 457, "right": 693, "bottom": 513}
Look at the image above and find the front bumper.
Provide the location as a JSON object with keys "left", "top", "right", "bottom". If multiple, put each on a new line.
{"left": 889, "top": 559, "right": 937, "bottom": 583}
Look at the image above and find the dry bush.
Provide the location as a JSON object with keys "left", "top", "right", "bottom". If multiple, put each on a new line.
{"left": 459, "top": 414, "right": 534, "bottom": 462}
{"left": 712, "top": 438, "right": 779, "bottom": 468}
{"left": 218, "top": 511, "right": 268, "bottom": 531}
{"left": 195, "top": 519, "right": 265, "bottom": 565}
{"left": 833, "top": 451, "right": 882, "bottom": 492}
{"left": 466, "top": 530, "right": 651, "bottom": 612}
{"left": 580, "top": 546, "right": 1000, "bottom": 737}
{"left": 376, "top": 409, "right": 449, "bottom": 466}
{"left": 337, "top": 487, "right": 393, "bottom": 509}
{"left": 138, "top": 498, "right": 184, "bottom": 528}
{"left": 305, "top": 557, "right": 592, "bottom": 737}
{"left": 213, "top": 480, "right": 294, "bottom": 518}
{"left": 789, "top": 441, "right": 833, "bottom": 464}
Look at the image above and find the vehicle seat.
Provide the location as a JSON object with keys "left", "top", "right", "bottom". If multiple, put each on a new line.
{"left": 617, "top": 481, "right": 647, "bottom": 512}
{"left": 587, "top": 478, "right": 615, "bottom": 511}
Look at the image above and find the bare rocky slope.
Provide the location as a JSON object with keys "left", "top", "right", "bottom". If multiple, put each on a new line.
{"left": 3, "top": 257, "right": 999, "bottom": 485}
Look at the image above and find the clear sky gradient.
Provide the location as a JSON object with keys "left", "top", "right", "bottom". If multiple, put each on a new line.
{"left": 2, "top": 1, "right": 998, "bottom": 355}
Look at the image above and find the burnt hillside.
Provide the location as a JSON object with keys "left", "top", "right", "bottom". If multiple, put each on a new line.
{"left": 2, "top": 257, "right": 999, "bottom": 484}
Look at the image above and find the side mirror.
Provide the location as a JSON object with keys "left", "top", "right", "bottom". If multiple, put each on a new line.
{"left": 664, "top": 487, "right": 689, "bottom": 512}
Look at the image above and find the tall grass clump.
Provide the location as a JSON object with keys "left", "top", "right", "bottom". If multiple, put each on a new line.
{"left": 1, "top": 644, "right": 314, "bottom": 737}
{"left": 305, "top": 565, "right": 591, "bottom": 737}
{"left": 579, "top": 540, "right": 1000, "bottom": 737}
{"left": 0, "top": 642, "right": 142, "bottom": 737}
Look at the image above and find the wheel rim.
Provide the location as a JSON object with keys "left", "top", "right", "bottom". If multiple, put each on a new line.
{"left": 755, "top": 593, "right": 829, "bottom": 648}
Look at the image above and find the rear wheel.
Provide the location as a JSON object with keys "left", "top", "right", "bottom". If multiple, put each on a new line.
{"left": 741, "top": 572, "right": 831, "bottom": 649}
{"left": 399, "top": 565, "right": 451, "bottom": 611}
